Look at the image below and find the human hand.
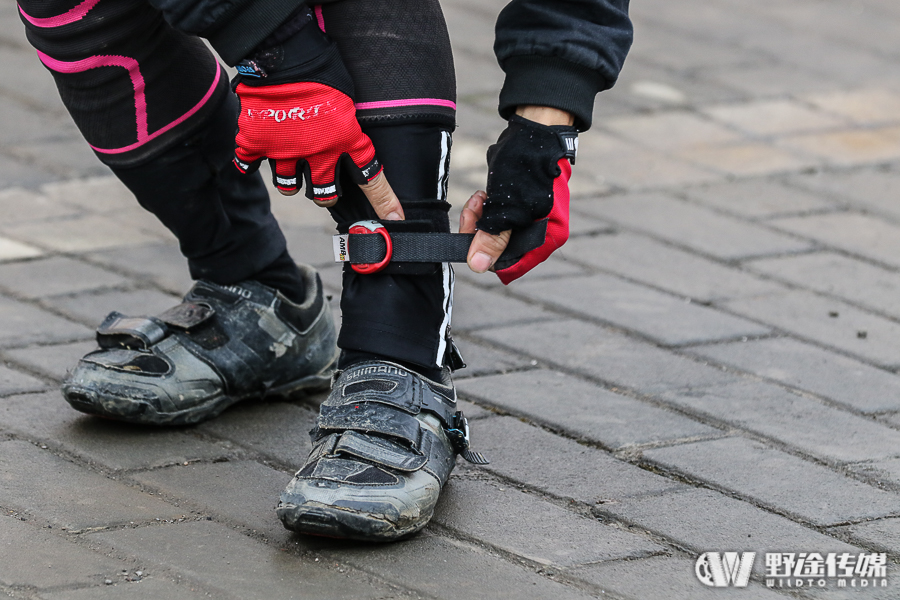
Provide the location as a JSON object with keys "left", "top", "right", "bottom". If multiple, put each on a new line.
{"left": 232, "top": 14, "right": 403, "bottom": 220}
{"left": 463, "top": 106, "right": 576, "bottom": 283}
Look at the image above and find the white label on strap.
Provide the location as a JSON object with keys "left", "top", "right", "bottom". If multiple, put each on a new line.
{"left": 333, "top": 234, "right": 350, "bottom": 262}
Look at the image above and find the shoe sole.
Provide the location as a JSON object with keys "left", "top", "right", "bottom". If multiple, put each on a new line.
{"left": 62, "top": 355, "right": 338, "bottom": 426}
{"left": 276, "top": 501, "right": 430, "bottom": 542}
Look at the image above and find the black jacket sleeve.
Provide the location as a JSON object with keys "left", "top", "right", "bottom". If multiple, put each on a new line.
{"left": 494, "top": 0, "right": 633, "bottom": 130}
{"left": 146, "top": 0, "right": 307, "bottom": 66}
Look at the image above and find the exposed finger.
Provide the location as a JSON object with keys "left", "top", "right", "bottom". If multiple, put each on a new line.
{"left": 467, "top": 228, "right": 511, "bottom": 273}
{"left": 359, "top": 172, "right": 404, "bottom": 221}
{"left": 272, "top": 159, "right": 300, "bottom": 196}
{"left": 459, "top": 190, "right": 487, "bottom": 233}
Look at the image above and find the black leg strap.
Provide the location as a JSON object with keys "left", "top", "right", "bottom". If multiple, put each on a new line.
{"left": 334, "top": 219, "right": 547, "bottom": 270}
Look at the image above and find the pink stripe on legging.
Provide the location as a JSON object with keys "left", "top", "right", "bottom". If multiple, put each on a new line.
{"left": 18, "top": 0, "right": 102, "bottom": 28}
{"left": 37, "top": 50, "right": 148, "bottom": 141}
{"left": 314, "top": 5, "right": 326, "bottom": 31}
{"left": 355, "top": 98, "right": 457, "bottom": 110}
{"left": 36, "top": 49, "right": 221, "bottom": 154}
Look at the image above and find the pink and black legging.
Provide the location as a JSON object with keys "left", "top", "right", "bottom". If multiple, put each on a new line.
{"left": 18, "top": 0, "right": 464, "bottom": 372}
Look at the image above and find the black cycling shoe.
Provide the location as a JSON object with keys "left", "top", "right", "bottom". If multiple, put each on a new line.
{"left": 61, "top": 264, "right": 338, "bottom": 426}
{"left": 277, "top": 360, "right": 487, "bottom": 542}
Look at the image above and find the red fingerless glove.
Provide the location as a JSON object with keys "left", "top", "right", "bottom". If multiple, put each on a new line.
{"left": 477, "top": 115, "right": 578, "bottom": 284}
{"left": 231, "top": 8, "right": 381, "bottom": 202}
{"left": 234, "top": 81, "right": 381, "bottom": 201}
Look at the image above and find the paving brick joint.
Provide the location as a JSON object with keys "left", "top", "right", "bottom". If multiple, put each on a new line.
{"left": 3, "top": 1, "right": 900, "bottom": 599}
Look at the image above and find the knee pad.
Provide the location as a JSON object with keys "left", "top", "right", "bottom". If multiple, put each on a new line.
{"left": 319, "top": 0, "right": 456, "bottom": 130}
{"left": 19, "top": 0, "right": 227, "bottom": 167}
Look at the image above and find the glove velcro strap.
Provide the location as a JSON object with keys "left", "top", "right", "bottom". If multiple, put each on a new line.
{"left": 335, "top": 220, "right": 548, "bottom": 265}
{"left": 317, "top": 402, "right": 424, "bottom": 448}
{"left": 96, "top": 312, "right": 168, "bottom": 350}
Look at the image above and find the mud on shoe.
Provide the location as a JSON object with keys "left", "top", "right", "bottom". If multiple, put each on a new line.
{"left": 277, "top": 360, "right": 487, "bottom": 542}
{"left": 61, "top": 264, "right": 338, "bottom": 425}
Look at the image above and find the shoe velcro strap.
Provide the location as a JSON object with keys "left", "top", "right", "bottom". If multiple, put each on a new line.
{"left": 339, "top": 220, "right": 548, "bottom": 264}
{"left": 317, "top": 402, "right": 423, "bottom": 448}
{"left": 331, "top": 363, "right": 458, "bottom": 427}
{"left": 157, "top": 302, "right": 215, "bottom": 330}
{"left": 96, "top": 312, "right": 168, "bottom": 350}
{"left": 333, "top": 430, "right": 427, "bottom": 472}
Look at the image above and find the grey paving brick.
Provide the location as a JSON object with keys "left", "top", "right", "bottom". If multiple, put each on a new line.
{"left": 0, "top": 187, "right": 81, "bottom": 225}
{"left": 38, "top": 579, "right": 212, "bottom": 600}
{"left": 0, "top": 515, "right": 126, "bottom": 589}
{"left": 769, "top": 212, "right": 900, "bottom": 270}
{"left": 790, "top": 169, "right": 900, "bottom": 222}
{"left": 1, "top": 214, "right": 163, "bottom": 254}
{"left": 747, "top": 252, "right": 900, "bottom": 320}
{"left": 2, "top": 340, "right": 96, "bottom": 382}
{"left": 451, "top": 337, "right": 534, "bottom": 380}
{"left": 472, "top": 416, "right": 682, "bottom": 504}
{"left": 573, "top": 193, "right": 814, "bottom": 260}
{"left": 0, "top": 440, "right": 183, "bottom": 530}
{"left": 658, "top": 380, "right": 900, "bottom": 463}
{"left": 476, "top": 318, "right": 737, "bottom": 396}
{"left": 281, "top": 224, "right": 338, "bottom": 267}
{"left": 0, "top": 256, "right": 129, "bottom": 298}
{"left": 598, "top": 487, "right": 858, "bottom": 560}
{"left": 0, "top": 100, "right": 79, "bottom": 146}
{"left": 0, "top": 392, "right": 231, "bottom": 471}
{"left": 330, "top": 529, "right": 598, "bottom": 600}
{"left": 457, "top": 370, "right": 716, "bottom": 449}
{"left": 92, "top": 520, "right": 401, "bottom": 600}
{"left": 132, "top": 461, "right": 291, "bottom": 543}
{"left": 643, "top": 437, "right": 900, "bottom": 526}
{"left": 41, "top": 176, "right": 133, "bottom": 213}
{"left": 723, "top": 290, "right": 900, "bottom": 368}
{"left": 563, "top": 231, "right": 784, "bottom": 302}
{"left": 835, "top": 518, "right": 900, "bottom": 553}
{"left": 13, "top": 139, "right": 111, "bottom": 182}
{"left": 434, "top": 476, "right": 663, "bottom": 566}
{"left": 848, "top": 458, "right": 900, "bottom": 490}
{"left": 452, "top": 282, "right": 555, "bottom": 331}
{"left": 684, "top": 179, "right": 839, "bottom": 220}
{"left": 514, "top": 272, "right": 770, "bottom": 345}
{"left": 0, "top": 296, "right": 91, "bottom": 347}
{"left": 44, "top": 289, "right": 181, "bottom": 326}
{"left": 687, "top": 338, "right": 900, "bottom": 414}
{"left": 704, "top": 61, "right": 833, "bottom": 98}
{"left": 197, "top": 401, "right": 317, "bottom": 469}
{"left": 0, "top": 363, "right": 47, "bottom": 396}
{"left": 570, "top": 556, "right": 790, "bottom": 600}
{"left": 87, "top": 243, "right": 192, "bottom": 295}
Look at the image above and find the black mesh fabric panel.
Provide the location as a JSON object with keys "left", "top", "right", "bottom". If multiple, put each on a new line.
{"left": 321, "top": 0, "right": 456, "bottom": 128}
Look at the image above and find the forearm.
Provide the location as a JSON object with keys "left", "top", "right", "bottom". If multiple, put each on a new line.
{"left": 515, "top": 105, "right": 575, "bottom": 127}
{"left": 495, "top": 0, "right": 633, "bottom": 130}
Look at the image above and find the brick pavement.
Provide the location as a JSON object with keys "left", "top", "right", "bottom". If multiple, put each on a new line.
{"left": 2, "top": 0, "right": 900, "bottom": 598}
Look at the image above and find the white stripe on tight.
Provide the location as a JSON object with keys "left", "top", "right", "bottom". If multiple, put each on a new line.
{"left": 435, "top": 130, "right": 453, "bottom": 366}
{"left": 435, "top": 262, "right": 454, "bottom": 366}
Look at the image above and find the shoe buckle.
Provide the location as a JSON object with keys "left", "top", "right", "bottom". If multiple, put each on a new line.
{"left": 446, "top": 411, "right": 489, "bottom": 465}
{"left": 348, "top": 220, "right": 392, "bottom": 274}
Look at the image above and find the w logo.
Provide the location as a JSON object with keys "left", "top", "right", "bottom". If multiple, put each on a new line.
{"left": 695, "top": 552, "right": 756, "bottom": 587}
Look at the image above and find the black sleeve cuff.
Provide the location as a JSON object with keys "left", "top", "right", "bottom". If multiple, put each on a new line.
{"left": 498, "top": 55, "right": 606, "bottom": 131}
{"left": 206, "top": 0, "right": 305, "bottom": 66}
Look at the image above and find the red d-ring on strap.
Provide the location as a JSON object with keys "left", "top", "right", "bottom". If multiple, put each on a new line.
{"left": 349, "top": 221, "right": 392, "bottom": 274}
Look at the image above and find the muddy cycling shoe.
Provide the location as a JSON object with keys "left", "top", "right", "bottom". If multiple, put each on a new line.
{"left": 277, "top": 360, "right": 488, "bottom": 541}
{"left": 61, "top": 265, "right": 338, "bottom": 426}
